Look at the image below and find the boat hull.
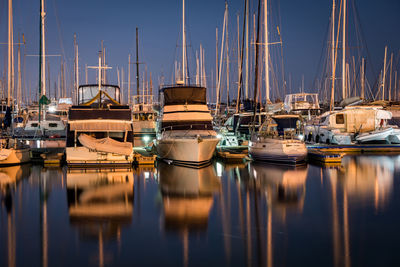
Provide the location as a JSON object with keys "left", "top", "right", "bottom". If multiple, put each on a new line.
{"left": 66, "top": 147, "right": 134, "bottom": 168}
{"left": 249, "top": 139, "right": 307, "bottom": 164}
{"left": 0, "top": 148, "right": 31, "bottom": 166}
{"left": 155, "top": 137, "right": 219, "bottom": 167}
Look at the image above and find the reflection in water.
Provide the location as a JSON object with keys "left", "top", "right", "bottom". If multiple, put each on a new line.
{"left": 0, "top": 165, "right": 31, "bottom": 267}
{"left": 1, "top": 156, "right": 400, "bottom": 266}
{"left": 66, "top": 169, "right": 134, "bottom": 267}
{"left": 158, "top": 162, "right": 220, "bottom": 266}
{"left": 332, "top": 156, "right": 394, "bottom": 210}
{"left": 248, "top": 163, "right": 308, "bottom": 267}
{"left": 326, "top": 156, "right": 395, "bottom": 267}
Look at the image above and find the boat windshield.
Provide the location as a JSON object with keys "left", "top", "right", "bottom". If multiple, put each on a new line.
{"left": 162, "top": 86, "right": 206, "bottom": 105}
{"left": 78, "top": 85, "right": 121, "bottom": 105}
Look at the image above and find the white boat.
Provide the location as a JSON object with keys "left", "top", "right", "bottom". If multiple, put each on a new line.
{"left": 0, "top": 139, "right": 30, "bottom": 166}
{"left": 249, "top": 114, "right": 307, "bottom": 164}
{"left": 65, "top": 85, "right": 134, "bottom": 167}
{"left": 65, "top": 56, "right": 134, "bottom": 167}
{"left": 154, "top": 86, "right": 220, "bottom": 167}
{"left": 305, "top": 106, "right": 395, "bottom": 144}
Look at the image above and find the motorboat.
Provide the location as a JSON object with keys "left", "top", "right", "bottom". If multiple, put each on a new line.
{"left": 249, "top": 114, "right": 307, "bottom": 164}
{"left": 154, "top": 85, "right": 219, "bottom": 167}
{"left": 66, "top": 83, "right": 134, "bottom": 167}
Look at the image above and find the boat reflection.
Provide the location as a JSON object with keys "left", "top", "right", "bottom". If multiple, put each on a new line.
{"left": 66, "top": 168, "right": 134, "bottom": 266}
{"left": 250, "top": 163, "right": 309, "bottom": 216}
{"left": 158, "top": 162, "right": 221, "bottom": 231}
{"left": 0, "top": 165, "right": 31, "bottom": 267}
{"left": 332, "top": 156, "right": 394, "bottom": 209}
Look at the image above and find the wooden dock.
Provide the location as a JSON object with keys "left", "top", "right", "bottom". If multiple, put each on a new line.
{"left": 307, "top": 144, "right": 400, "bottom": 153}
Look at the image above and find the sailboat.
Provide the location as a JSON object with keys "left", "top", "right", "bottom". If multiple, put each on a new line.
{"left": 23, "top": 0, "right": 65, "bottom": 139}
{"left": 249, "top": 114, "right": 307, "bottom": 164}
{"left": 154, "top": 0, "right": 219, "bottom": 167}
{"left": 0, "top": 0, "right": 30, "bottom": 166}
{"left": 248, "top": 0, "right": 307, "bottom": 164}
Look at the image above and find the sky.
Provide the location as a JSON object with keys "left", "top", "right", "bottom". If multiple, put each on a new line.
{"left": 0, "top": 0, "right": 399, "bottom": 102}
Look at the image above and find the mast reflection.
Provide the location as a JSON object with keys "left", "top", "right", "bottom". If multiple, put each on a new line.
{"left": 66, "top": 168, "right": 134, "bottom": 267}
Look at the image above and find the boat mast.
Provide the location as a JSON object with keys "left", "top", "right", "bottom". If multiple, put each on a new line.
{"left": 128, "top": 54, "right": 131, "bottom": 104}
{"left": 226, "top": 1, "right": 230, "bottom": 106}
{"left": 74, "top": 33, "right": 79, "bottom": 104}
{"left": 341, "top": 0, "right": 346, "bottom": 100}
{"left": 8, "top": 0, "right": 13, "bottom": 107}
{"left": 264, "top": 0, "right": 270, "bottom": 103}
{"left": 382, "top": 46, "right": 387, "bottom": 100}
{"left": 252, "top": 0, "right": 262, "bottom": 123}
{"left": 182, "top": 0, "right": 186, "bottom": 84}
{"left": 41, "top": 0, "right": 46, "bottom": 97}
{"left": 330, "top": 0, "right": 335, "bottom": 110}
{"left": 245, "top": 0, "right": 249, "bottom": 99}
{"left": 136, "top": 27, "right": 140, "bottom": 97}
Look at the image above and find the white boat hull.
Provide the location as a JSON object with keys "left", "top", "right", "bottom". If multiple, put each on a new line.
{"left": 66, "top": 147, "right": 134, "bottom": 167}
{"left": 249, "top": 139, "right": 307, "bottom": 164}
{"left": 155, "top": 137, "right": 219, "bottom": 166}
{"left": 0, "top": 148, "right": 30, "bottom": 166}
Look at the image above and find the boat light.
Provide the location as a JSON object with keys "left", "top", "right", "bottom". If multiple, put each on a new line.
{"left": 143, "top": 135, "right": 150, "bottom": 142}
{"left": 48, "top": 106, "right": 56, "bottom": 113}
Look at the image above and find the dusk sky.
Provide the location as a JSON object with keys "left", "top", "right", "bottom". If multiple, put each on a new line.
{"left": 0, "top": 0, "right": 399, "bottom": 101}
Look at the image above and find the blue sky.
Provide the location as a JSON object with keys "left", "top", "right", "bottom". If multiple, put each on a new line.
{"left": 0, "top": 0, "right": 399, "bottom": 101}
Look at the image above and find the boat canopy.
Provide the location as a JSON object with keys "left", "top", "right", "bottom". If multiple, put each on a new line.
{"left": 272, "top": 115, "right": 300, "bottom": 135}
{"left": 162, "top": 86, "right": 206, "bottom": 105}
{"left": 69, "top": 120, "right": 132, "bottom": 132}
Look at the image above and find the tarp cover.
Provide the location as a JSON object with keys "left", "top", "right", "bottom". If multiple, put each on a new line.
{"left": 78, "top": 134, "right": 132, "bottom": 156}
{"left": 163, "top": 87, "right": 206, "bottom": 105}
{"left": 69, "top": 120, "right": 132, "bottom": 132}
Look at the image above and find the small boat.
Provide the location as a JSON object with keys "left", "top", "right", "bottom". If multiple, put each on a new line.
{"left": 249, "top": 114, "right": 307, "bottom": 164}
{"left": 0, "top": 139, "right": 30, "bottom": 166}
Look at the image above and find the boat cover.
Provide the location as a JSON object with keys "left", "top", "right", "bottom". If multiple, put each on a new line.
{"left": 69, "top": 120, "right": 132, "bottom": 132}
{"left": 78, "top": 134, "right": 132, "bottom": 156}
{"left": 0, "top": 149, "right": 12, "bottom": 161}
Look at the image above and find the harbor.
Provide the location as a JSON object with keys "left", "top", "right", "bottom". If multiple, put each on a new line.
{"left": 1, "top": 0, "right": 400, "bottom": 266}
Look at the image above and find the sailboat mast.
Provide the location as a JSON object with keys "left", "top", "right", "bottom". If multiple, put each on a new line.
{"left": 264, "top": 0, "right": 270, "bottom": 103}
{"left": 128, "top": 54, "right": 131, "bottom": 105}
{"left": 245, "top": 0, "right": 249, "bottom": 99}
{"left": 7, "top": 0, "right": 12, "bottom": 106}
{"left": 136, "top": 27, "right": 140, "bottom": 97}
{"left": 382, "top": 46, "right": 387, "bottom": 100}
{"left": 330, "top": 0, "right": 335, "bottom": 110}
{"left": 225, "top": 1, "right": 230, "bottom": 106}
{"left": 182, "top": 0, "right": 186, "bottom": 84}
{"left": 341, "top": 0, "right": 346, "bottom": 99}
{"left": 41, "top": 0, "right": 46, "bottom": 96}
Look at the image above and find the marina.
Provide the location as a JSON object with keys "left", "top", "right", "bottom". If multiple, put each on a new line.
{"left": 0, "top": 0, "right": 400, "bottom": 266}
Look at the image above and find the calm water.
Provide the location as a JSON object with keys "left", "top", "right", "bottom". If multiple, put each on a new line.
{"left": 1, "top": 156, "right": 400, "bottom": 267}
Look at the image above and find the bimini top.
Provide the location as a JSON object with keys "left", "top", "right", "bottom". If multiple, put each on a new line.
{"left": 161, "top": 86, "right": 206, "bottom": 105}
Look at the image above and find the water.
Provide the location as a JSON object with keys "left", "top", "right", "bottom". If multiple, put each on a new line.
{"left": 1, "top": 155, "right": 400, "bottom": 267}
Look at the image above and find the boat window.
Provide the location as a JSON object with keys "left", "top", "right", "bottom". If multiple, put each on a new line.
{"left": 31, "top": 123, "right": 38, "bottom": 128}
{"left": 109, "top": 132, "right": 124, "bottom": 138}
{"left": 336, "top": 114, "right": 344, "bottom": 124}
{"left": 48, "top": 123, "right": 58, "bottom": 128}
